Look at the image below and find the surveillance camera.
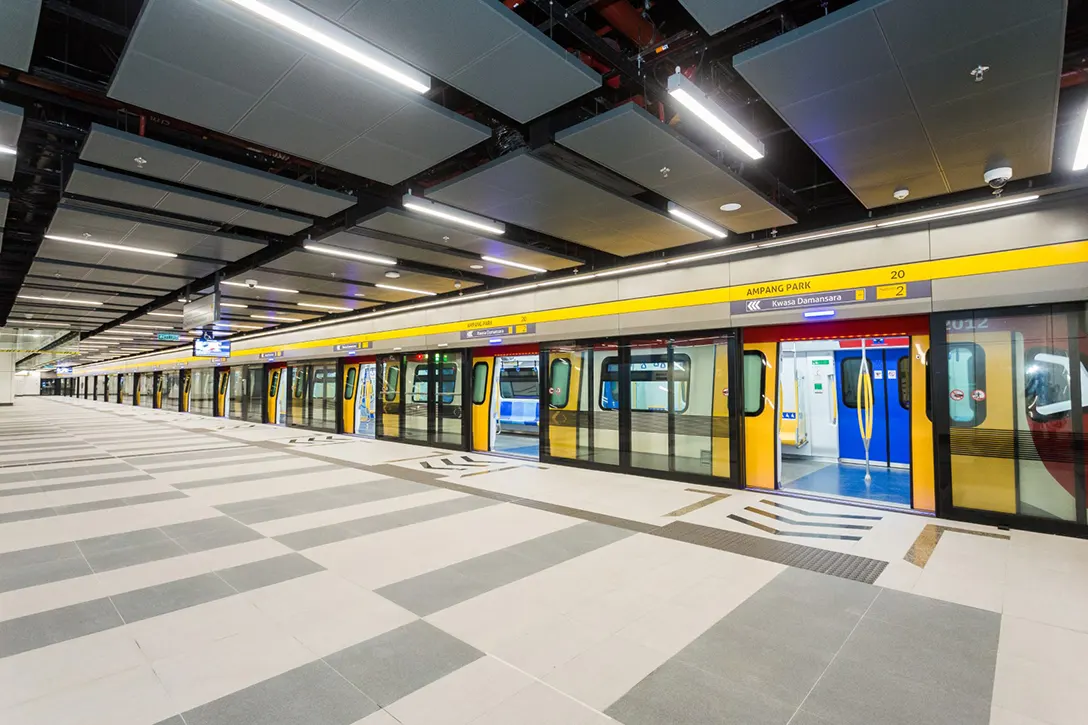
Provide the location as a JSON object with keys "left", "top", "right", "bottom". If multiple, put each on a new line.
{"left": 244, "top": 279, "right": 259, "bottom": 289}
{"left": 983, "top": 165, "right": 1012, "bottom": 190}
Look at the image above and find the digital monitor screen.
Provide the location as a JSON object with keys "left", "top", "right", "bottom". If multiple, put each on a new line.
{"left": 193, "top": 338, "right": 231, "bottom": 358}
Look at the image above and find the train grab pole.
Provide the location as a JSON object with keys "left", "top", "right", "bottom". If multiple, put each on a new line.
{"left": 857, "top": 338, "right": 874, "bottom": 484}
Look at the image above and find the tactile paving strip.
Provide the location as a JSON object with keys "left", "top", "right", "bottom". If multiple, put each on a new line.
{"left": 653, "top": 520, "right": 888, "bottom": 584}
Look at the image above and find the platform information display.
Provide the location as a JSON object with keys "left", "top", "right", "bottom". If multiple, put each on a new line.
{"left": 193, "top": 338, "right": 231, "bottom": 358}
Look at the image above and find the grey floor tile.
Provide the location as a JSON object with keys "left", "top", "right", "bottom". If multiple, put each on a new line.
{"left": 217, "top": 479, "right": 433, "bottom": 524}
{"left": 79, "top": 528, "right": 171, "bottom": 557}
{"left": 130, "top": 446, "right": 256, "bottom": 466}
{"left": 151, "top": 717, "right": 185, "bottom": 725}
{"left": 841, "top": 612, "right": 998, "bottom": 698}
{"left": 0, "top": 556, "right": 95, "bottom": 594}
{"left": 801, "top": 651, "right": 991, "bottom": 725}
{"left": 0, "top": 484, "right": 44, "bottom": 496}
{"left": 377, "top": 566, "right": 492, "bottom": 617}
{"left": 85, "top": 539, "right": 189, "bottom": 573}
{"left": 274, "top": 523, "right": 357, "bottom": 551}
{"left": 215, "top": 553, "right": 324, "bottom": 593}
{"left": 121, "top": 491, "right": 187, "bottom": 505}
{"left": 324, "top": 620, "right": 483, "bottom": 706}
{"left": 0, "top": 541, "right": 81, "bottom": 568}
{"left": 866, "top": 588, "right": 1001, "bottom": 649}
{"left": 0, "top": 507, "right": 56, "bottom": 524}
{"left": 33, "top": 473, "right": 153, "bottom": 494}
{"left": 54, "top": 499, "right": 127, "bottom": 516}
{"left": 675, "top": 619, "right": 838, "bottom": 708}
{"left": 109, "top": 573, "right": 236, "bottom": 623}
{"left": 181, "top": 660, "right": 378, "bottom": 725}
{"left": 162, "top": 517, "right": 264, "bottom": 552}
{"left": 0, "top": 597, "right": 123, "bottom": 658}
{"left": 173, "top": 464, "right": 337, "bottom": 490}
{"left": 606, "top": 659, "right": 795, "bottom": 725}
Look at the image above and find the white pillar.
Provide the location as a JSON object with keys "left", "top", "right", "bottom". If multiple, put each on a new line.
{"left": 0, "top": 351, "right": 14, "bottom": 406}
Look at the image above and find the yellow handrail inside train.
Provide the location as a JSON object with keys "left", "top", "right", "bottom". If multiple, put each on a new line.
{"left": 856, "top": 358, "right": 874, "bottom": 446}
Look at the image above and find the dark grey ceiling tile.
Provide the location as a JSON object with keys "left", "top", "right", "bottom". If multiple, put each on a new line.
{"left": 0, "top": 0, "right": 41, "bottom": 72}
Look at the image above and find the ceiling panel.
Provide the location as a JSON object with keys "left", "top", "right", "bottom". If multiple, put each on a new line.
{"left": 556, "top": 104, "right": 796, "bottom": 233}
{"left": 677, "top": 0, "right": 778, "bottom": 36}
{"left": 319, "top": 229, "right": 524, "bottom": 279}
{"left": 0, "top": 0, "right": 40, "bottom": 72}
{"left": 46, "top": 204, "right": 264, "bottom": 266}
{"left": 358, "top": 208, "right": 580, "bottom": 272}
{"left": 267, "top": 250, "right": 472, "bottom": 302}
{"left": 108, "top": 0, "right": 490, "bottom": 185}
{"left": 26, "top": 261, "right": 182, "bottom": 292}
{"left": 298, "top": 0, "right": 600, "bottom": 123}
{"left": 65, "top": 165, "right": 312, "bottom": 235}
{"left": 0, "top": 102, "right": 22, "bottom": 182}
{"left": 734, "top": 0, "right": 1064, "bottom": 208}
{"left": 79, "top": 124, "right": 357, "bottom": 218}
{"left": 0, "top": 193, "right": 8, "bottom": 232}
{"left": 427, "top": 150, "right": 709, "bottom": 256}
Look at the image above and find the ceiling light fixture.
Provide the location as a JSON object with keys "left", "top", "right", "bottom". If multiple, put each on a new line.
{"left": 376, "top": 283, "right": 438, "bottom": 297}
{"left": 121, "top": 323, "right": 172, "bottom": 329}
{"left": 480, "top": 255, "right": 546, "bottom": 273}
{"left": 250, "top": 314, "right": 302, "bottom": 322}
{"left": 1074, "top": 106, "right": 1088, "bottom": 171}
{"left": 44, "top": 234, "right": 178, "bottom": 258}
{"left": 212, "top": 322, "right": 262, "bottom": 330}
{"left": 875, "top": 194, "right": 1040, "bottom": 228}
{"left": 222, "top": 281, "right": 299, "bottom": 294}
{"left": 402, "top": 195, "right": 506, "bottom": 236}
{"left": 667, "top": 70, "right": 764, "bottom": 160}
{"left": 720, "top": 203, "right": 743, "bottom": 212}
{"left": 298, "top": 302, "right": 352, "bottom": 312}
{"left": 220, "top": 302, "right": 249, "bottom": 309}
{"left": 147, "top": 312, "right": 184, "bottom": 318}
{"left": 303, "top": 242, "right": 396, "bottom": 266}
{"left": 0, "top": 145, "right": 16, "bottom": 156}
{"left": 469, "top": 264, "right": 484, "bottom": 270}
{"left": 666, "top": 203, "right": 728, "bottom": 238}
{"left": 17, "top": 294, "right": 103, "bottom": 306}
{"left": 223, "top": 0, "right": 430, "bottom": 94}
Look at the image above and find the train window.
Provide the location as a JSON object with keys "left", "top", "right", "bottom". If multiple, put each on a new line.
{"left": 840, "top": 358, "right": 861, "bottom": 409}
{"left": 269, "top": 370, "right": 279, "bottom": 399}
{"left": 384, "top": 366, "right": 400, "bottom": 402}
{"left": 947, "top": 343, "right": 986, "bottom": 426}
{"left": 500, "top": 368, "right": 538, "bottom": 399}
{"left": 897, "top": 357, "right": 910, "bottom": 410}
{"left": 598, "top": 354, "right": 690, "bottom": 412}
{"left": 344, "top": 368, "right": 357, "bottom": 400}
{"left": 218, "top": 374, "right": 228, "bottom": 394}
{"left": 743, "top": 352, "right": 766, "bottom": 416}
{"left": 549, "top": 358, "right": 571, "bottom": 408}
{"left": 1023, "top": 347, "right": 1081, "bottom": 423}
{"left": 471, "top": 362, "right": 488, "bottom": 405}
{"left": 292, "top": 369, "right": 306, "bottom": 399}
{"left": 412, "top": 364, "right": 458, "bottom": 404}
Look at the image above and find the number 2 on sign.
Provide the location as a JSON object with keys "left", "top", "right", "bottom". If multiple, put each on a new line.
{"left": 876, "top": 283, "right": 907, "bottom": 300}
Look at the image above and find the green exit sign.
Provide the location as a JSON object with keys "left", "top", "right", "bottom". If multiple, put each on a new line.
{"left": 156, "top": 332, "right": 181, "bottom": 342}
{"left": 812, "top": 359, "right": 830, "bottom": 365}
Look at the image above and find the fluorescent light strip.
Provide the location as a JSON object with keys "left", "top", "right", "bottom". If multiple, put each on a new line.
{"left": 0, "top": 145, "right": 16, "bottom": 156}
{"left": 303, "top": 243, "right": 396, "bottom": 266}
{"left": 376, "top": 283, "right": 438, "bottom": 297}
{"left": 224, "top": 0, "right": 429, "bottom": 93}
{"left": 148, "top": 312, "right": 184, "bottom": 318}
{"left": 666, "top": 205, "right": 728, "bottom": 238}
{"left": 480, "top": 255, "right": 546, "bottom": 273}
{"left": 298, "top": 302, "right": 353, "bottom": 312}
{"left": 595, "top": 262, "right": 669, "bottom": 278}
{"left": 402, "top": 197, "right": 505, "bottom": 236}
{"left": 45, "top": 234, "right": 177, "bottom": 258}
{"left": 121, "top": 323, "right": 173, "bottom": 329}
{"left": 212, "top": 323, "right": 262, "bottom": 330}
{"left": 251, "top": 314, "right": 302, "bottom": 322}
{"left": 222, "top": 281, "right": 299, "bottom": 294}
{"left": 667, "top": 72, "right": 764, "bottom": 160}
{"left": 875, "top": 195, "right": 1040, "bottom": 228}
{"left": 220, "top": 302, "right": 249, "bottom": 309}
{"left": 1075, "top": 105, "right": 1088, "bottom": 171}
{"left": 17, "top": 294, "right": 103, "bottom": 306}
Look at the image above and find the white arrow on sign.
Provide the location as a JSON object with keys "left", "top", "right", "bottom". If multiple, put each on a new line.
{"left": 746, "top": 300, "right": 762, "bottom": 312}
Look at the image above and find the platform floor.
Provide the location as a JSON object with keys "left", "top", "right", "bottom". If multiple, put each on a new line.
{"left": 1, "top": 399, "right": 1086, "bottom": 725}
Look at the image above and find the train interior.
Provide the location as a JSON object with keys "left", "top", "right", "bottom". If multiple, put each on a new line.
{"left": 777, "top": 337, "right": 913, "bottom": 509}
{"left": 491, "top": 354, "right": 540, "bottom": 458}
{"left": 353, "top": 362, "right": 377, "bottom": 437}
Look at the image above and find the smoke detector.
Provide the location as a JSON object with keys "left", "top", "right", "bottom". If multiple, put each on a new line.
{"left": 893, "top": 187, "right": 910, "bottom": 201}
{"left": 720, "top": 202, "right": 742, "bottom": 212}
{"left": 384, "top": 270, "right": 401, "bottom": 279}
